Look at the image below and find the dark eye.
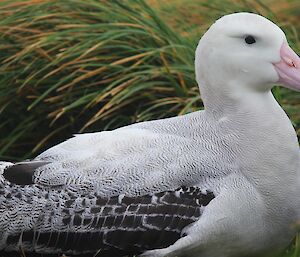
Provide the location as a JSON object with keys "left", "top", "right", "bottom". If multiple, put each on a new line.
{"left": 245, "top": 35, "right": 256, "bottom": 44}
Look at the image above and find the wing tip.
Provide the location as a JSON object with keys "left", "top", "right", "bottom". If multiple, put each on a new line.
{"left": 3, "top": 161, "right": 49, "bottom": 185}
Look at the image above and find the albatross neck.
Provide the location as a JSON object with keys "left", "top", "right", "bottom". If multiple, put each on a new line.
{"left": 199, "top": 79, "right": 277, "bottom": 119}
{"left": 200, "top": 79, "right": 299, "bottom": 198}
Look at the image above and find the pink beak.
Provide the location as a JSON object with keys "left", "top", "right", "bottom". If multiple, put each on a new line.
{"left": 273, "top": 42, "right": 300, "bottom": 91}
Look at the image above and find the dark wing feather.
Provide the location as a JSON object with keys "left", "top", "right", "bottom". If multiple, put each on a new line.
{"left": 0, "top": 184, "right": 215, "bottom": 257}
{"left": 3, "top": 161, "right": 49, "bottom": 185}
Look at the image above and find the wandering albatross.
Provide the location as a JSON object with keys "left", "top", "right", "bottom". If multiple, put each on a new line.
{"left": 0, "top": 12, "right": 300, "bottom": 257}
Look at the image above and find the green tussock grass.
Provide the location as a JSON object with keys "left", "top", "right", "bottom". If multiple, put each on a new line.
{"left": 0, "top": 0, "right": 299, "bottom": 256}
{"left": 0, "top": 0, "right": 199, "bottom": 160}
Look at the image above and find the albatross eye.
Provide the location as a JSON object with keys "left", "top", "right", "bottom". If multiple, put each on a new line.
{"left": 245, "top": 35, "right": 256, "bottom": 44}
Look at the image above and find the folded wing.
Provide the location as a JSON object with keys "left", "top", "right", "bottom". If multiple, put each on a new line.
{"left": 0, "top": 183, "right": 215, "bottom": 256}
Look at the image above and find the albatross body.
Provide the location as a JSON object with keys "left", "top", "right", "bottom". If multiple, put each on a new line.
{"left": 0, "top": 13, "right": 300, "bottom": 257}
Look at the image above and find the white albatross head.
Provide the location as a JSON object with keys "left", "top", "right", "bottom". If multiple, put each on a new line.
{"left": 195, "top": 12, "right": 300, "bottom": 108}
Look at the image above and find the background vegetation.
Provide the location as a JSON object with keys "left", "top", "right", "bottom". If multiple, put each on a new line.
{"left": 0, "top": 0, "right": 299, "bottom": 256}
{"left": 0, "top": 0, "right": 299, "bottom": 161}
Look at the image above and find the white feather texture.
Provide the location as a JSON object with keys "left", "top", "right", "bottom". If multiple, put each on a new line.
{"left": 34, "top": 111, "right": 235, "bottom": 197}
{"left": 0, "top": 12, "right": 299, "bottom": 257}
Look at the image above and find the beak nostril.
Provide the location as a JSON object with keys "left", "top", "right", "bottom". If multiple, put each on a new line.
{"left": 282, "top": 56, "right": 297, "bottom": 68}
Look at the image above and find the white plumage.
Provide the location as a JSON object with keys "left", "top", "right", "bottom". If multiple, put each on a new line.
{"left": 0, "top": 12, "right": 300, "bottom": 257}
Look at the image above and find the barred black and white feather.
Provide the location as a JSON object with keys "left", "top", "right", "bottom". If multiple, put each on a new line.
{"left": 0, "top": 177, "right": 214, "bottom": 256}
